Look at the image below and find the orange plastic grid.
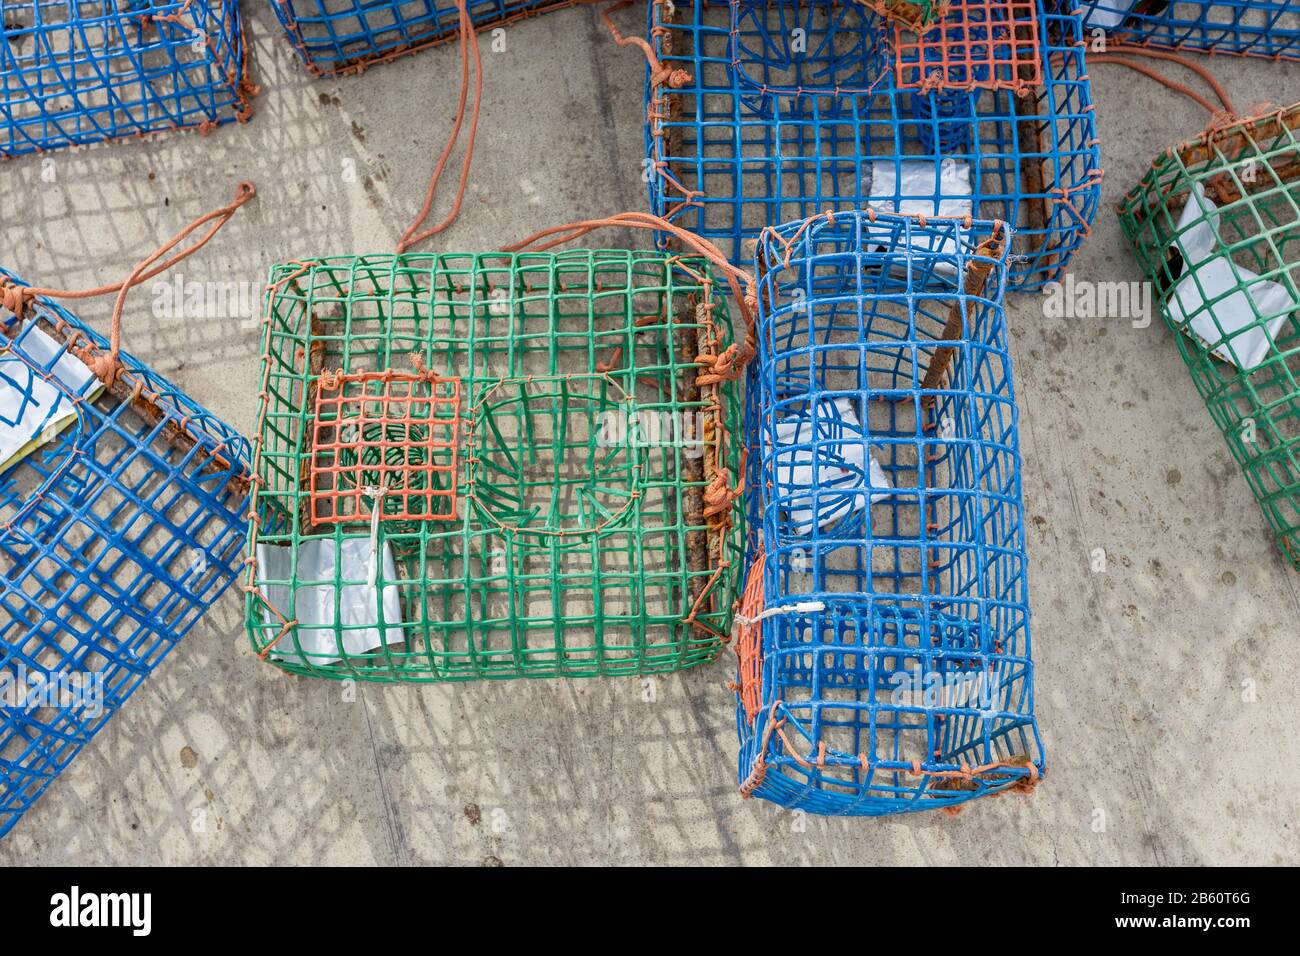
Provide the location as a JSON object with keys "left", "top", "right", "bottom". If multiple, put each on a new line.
{"left": 894, "top": 0, "right": 1043, "bottom": 92}
{"left": 309, "top": 370, "right": 461, "bottom": 525}
{"left": 734, "top": 548, "right": 766, "bottom": 725}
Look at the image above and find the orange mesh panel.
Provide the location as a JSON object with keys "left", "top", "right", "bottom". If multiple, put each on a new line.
{"left": 308, "top": 370, "right": 461, "bottom": 525}
{"left": 894, "top": 0, "right": 1043, "bottom": 92}
{"left": 735, "top": 549, "right": 766, "bottom": 724}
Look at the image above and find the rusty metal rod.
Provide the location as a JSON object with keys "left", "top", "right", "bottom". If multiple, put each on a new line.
{"left": 920, "top": 227, "right": 1007, "bottom": 394}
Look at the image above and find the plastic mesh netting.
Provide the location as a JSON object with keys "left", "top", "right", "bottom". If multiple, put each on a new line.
{"left": 308, "top": 370, "right": 462, "bottom": 525}
{"left": 0, "top": 1, "right": 252, "bottom": 159}
{"left": 1071, "top": 1, "right": 1300, "bottom": 59}
{"left": 644, "top": 0, "right": 1102, "bottom": 291}
{"left": 859, "top": 0, "right": 940, "bottom": 29}
{"left": 246, "top": 250, "right": 745, "bottom": 681}
{"left": 736, "top": 210, "right": 1043, "bottom": 815}
{"left": 269, "top": 0, "right": 577, "bottom": 76}
{"left": 892, "top": 0, "right": 1043, "bottom": 92}
{"left": 1119, "top": 106, "right": 1300, "bottom": 567}
{"left": 0, "top": 269, "right": 252, "bottom": 838}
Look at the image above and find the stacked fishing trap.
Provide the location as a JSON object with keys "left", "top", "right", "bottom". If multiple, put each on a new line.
{"left": 1070, "top": 1, "right": 1300, "bottom": 59}
{"left": 644, "top": 0, "right": 1103, "bottom": 290}
{"left": 1119, "top": 106, "right": 1300, "bottom": 568}
{"left": 270, "top": 0, "right": 577, "bottom": 75}
{"left": 735, "top": 210, "right": 1042, "bottom": 814}
{"left": 245, "top": 250, "right": 745, "bottom": 680}
{"left": 0, "top": 1, "right": 253, "bottom": 158}
{"left": 0, "top": 270, "right": 252, "bottom": 838}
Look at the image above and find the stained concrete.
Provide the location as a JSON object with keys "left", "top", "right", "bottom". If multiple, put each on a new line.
{"left": 1, "top": 4, "right": 1299, "bottom": 865}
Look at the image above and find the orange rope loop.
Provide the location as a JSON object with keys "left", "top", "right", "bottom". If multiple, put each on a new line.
{"left": 397, "top": 0, "right": 483, "bottom": 252}
{"left": 397, "top": 0, "right": 690, "bottom": 253}
{"left": 0, "top": 182, "right": 256, "bottom": 387}
{"left": 502, "top": 211, "right": 757, "bottom": 336}
{"left": 599, "top": 0, "right": 691, "bottom": 89}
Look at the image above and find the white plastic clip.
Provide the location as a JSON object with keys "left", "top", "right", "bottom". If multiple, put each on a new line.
{"left": 365, "top": 485, "right": 385, "bottom": 586}
{"left": 733, "top": 600, "right": 826, "bottom": 627}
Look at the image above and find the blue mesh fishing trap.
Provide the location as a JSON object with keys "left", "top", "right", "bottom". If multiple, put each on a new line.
{"left": 1069, "top": 1, "right": 1300, "bottom": 59}
{"left": 643, "top": 0, "right": 1102, "bottom": 291}
{"left": 735, "top": 210, "right": 1043, "bottom": 815}
{"left": 0, "top": 1, "right": 252, "bottom": 159}
{"left": 0, "top": 269, "right": 251, "bottom": 838}
{"left": 269, "top": 0, "right": 576, "bottom": 76}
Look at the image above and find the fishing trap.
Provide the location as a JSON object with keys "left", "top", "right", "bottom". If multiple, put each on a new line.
{"left": 0, "top": 1, "right": 252, "bottom": 159}
{"left": 245, "top": 249, "right": 746, "bottom": 681}
{"left": 1070, "top": 1, "right": 1299, "bottom": 59}
{"left": 643, "top": 0, "right": 1102, "bottom": 291}
{"left": 1119, "top": 105, "right": 1300, "bottom": 567}
{"left": 734, "top": 210, "right": 1043, "bottom": 815}
{"left": 269, "top": 0, "right": 576, "bottom": 76}
{"left": 0, "top": 269, "right": 252, "bottom": 838}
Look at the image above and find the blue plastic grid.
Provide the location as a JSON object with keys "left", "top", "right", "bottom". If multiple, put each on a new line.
{"left": 0, "top": 269, "right": 251, "bottom": 838}
{"left": 269, "top": 0, "right": 576, "bottom": 76}
{"left": 643, "top": 0, "right": 1103, "bottom": 291}
{"left": 0, "top": 1, "right": 252, "bottom": 159}
{"left": 737, "top": 210, "right": 1043, "bottom": 815}
{"left": 1070, "top": 1, "right": 1300, "bottom": 59}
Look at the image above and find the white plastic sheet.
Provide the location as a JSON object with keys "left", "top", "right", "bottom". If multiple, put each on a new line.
{"left": 869, "top": 158, "right": 973, "bottom": 221}
{"left": 1078, "top": 1, "right": 1136, "bottom": 30}
{"left": 255, "top": 538, "right": 406, "bottom": 665}
{"left": 1166, "top": 182, "right": 1295, "bottom": 371}
{"left": 0, "top": 322, "right": 99, "bottom": 473}
{"left": 868, "top": 159, "right": 974, "bottom": 267}
{"left": 773, "top": 396, "right": 892, "bottom": 533}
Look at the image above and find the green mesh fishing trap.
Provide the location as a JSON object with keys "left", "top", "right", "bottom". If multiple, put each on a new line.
{"left": 1119, "top": 105, "right": 1300, "bottom": 566}
{"left": 245, "top": 251, "right": 746, "bottom": 681}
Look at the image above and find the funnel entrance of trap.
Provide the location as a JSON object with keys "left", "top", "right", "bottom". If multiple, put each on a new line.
{"left": 728, "top": 0, "right": 890, "bottom": 95}
{"left": 468, "top": 375, "right": 644, "bottom": 540}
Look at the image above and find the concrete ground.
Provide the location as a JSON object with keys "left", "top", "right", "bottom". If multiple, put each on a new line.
{"left": 2, "top": 3, "right": 1299, "bottom": 865}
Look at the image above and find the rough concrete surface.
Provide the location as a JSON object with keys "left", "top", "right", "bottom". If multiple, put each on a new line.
{"left": 2, "top": 3, "right": 1299, "bottom": 865}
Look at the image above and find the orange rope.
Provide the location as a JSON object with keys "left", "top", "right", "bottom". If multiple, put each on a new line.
{"left": 397, "top": 0, "right": 684, "bottom": 253}
{"left": 397, "top": 0, "right": 482, "bottom": 253}
{"left": 748, "top": 700, "right": 1040, "bottom": 796}
{"left": 1, "top": 182, "right": 256, "bottom": 386}
{"left": 1089, "top": 43, "right": 1238, "bottom": 120}
{"left": 599, "top": 0, "right": 690, "bottom": 89}
{"left": 733, "top": 548, "right": 766, "bottom": 722}
{"left": 502, "top": 212, "right": 757, "bottom": 335}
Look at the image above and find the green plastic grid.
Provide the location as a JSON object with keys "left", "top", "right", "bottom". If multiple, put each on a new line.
{"left": 1119, "top": 105, "right": 1300, "bottom": 566}
{"left": 245, "top": 250, "right": 745, "bottom": 680}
